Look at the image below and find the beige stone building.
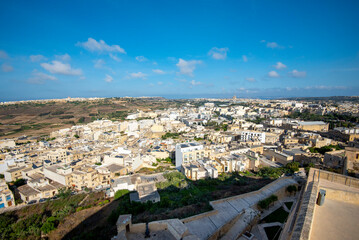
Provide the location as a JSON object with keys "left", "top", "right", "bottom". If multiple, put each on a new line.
{"left": 263, "top": 149, "right": 294, "bottom": 165}
{"left": 344, "top": 147, "right": 359, "bottom": 177}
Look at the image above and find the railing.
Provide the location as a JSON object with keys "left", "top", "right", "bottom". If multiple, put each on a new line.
{"left": 312, "top": 169, "right": 359, "bottom": 189}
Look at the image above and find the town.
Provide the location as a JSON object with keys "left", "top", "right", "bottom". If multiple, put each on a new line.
{"left": 0, "top": 96, "right": 358, "bottom": 239}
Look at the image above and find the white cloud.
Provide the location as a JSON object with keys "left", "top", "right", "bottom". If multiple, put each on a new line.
{"left": 157, "top": 81, "right": 163, "bottom": 85}
{"left": 266, "top": 42, "right": 279, "bottom": 48}
{"left": 176, "top": 58, "right": 202, "bottom": 76}
{"left": 242, "top": 55, "right": 248, "bottom": 62}
{"left": 41, "top": 61, "right": 82, "bottom": 76}
{"left": 76, "top": 38, "right": 126, "bottom": 54}
{"left": 135, "top": 56, "right": 147, "bottom": 62}
{"left": 274, "top": 62, "right": 287, "bottom": 69}
{"left": 30, "top": 54, "right": 47, "bottom": 62}
{"left": 246, "top": 77, "right": 256, "bottom": 82}
{"left": 104, "top": 74, "right": 113, "bottom": 83}
{"left": 94, "top": 59, "right": 105, "bottom": 69}
{"left": 55, "top": 53, "right": 71, "bottom": 61}
{"left": 0, "top": 50, "right": 8, "bottom": 59}
{"left": 129, "top": 72, "right": 147, "bottom": 79}
{"left": 1, "top": 63, "right": 14, "bottom": 72}
{"left": 152, "top": 69, "right": 165, "bottom": 74}
{"left": 268, "top": 70, "right": 279, "bottom": 78}
{"left": 208, "top": 47, "right": 229, "bottom": 60}
{"left": 28, "top": 71, "right": 57, "bottom": 84}
{"left": 290, "top": 69, "right": 306, "bottom": 78}
{"left": 109, "top": 53, "right": 121, "bottom": 62}
{"left": 190, "top": 80, "right": 202, "bottom": 86}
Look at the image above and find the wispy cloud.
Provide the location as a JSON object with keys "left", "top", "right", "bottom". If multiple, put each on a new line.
{"left": 55, "top": 53, "right": 71, "bottom": 61}
{"left": 176, "top": 58, "right": 202, "bottom": 76}
{"left": 289, "top": 69, "right": 306, "bottom": 78}
{"left": 104, "top": 74, "right": 113, "bottom": 83}
{"left": 262, "top": 40, "right": 284, "bottom": 49}
{"left": 152, "top": 69, "right": 165, "bottom": 74}
{"left": 76, "top": 38, "right": 126, "bottom": 54}
{"left": 0, "top": 50, "right": 9, "bottom": 59}
{"left": 246, "top": 77, "right": 256, "bottom": 82}
{"left": 94, "top": 59, "right": 105, "bottom": 69}
{"left": 208, "top": 47, "right": 229, "bottom": 60}
{"left": 242, "top": 55, "right": 248, "bottom": 62}
{"left": 268, "top": 70, "right": 279, "bottom": 78}
{"left": 1, "top": 63, "right": 14, "bottom": 72}
{"left": 190, "top": 80, "right": 202, "bottom": 86}
{"left": 135, "top": 56, "right": 148, "bottom": 62}
{"left": 28, "top": 70, "right": 57, "bottom": 84}
{"left": 30, "top": 54, "right": 47, "bottom": 62}
{"left": 274, "top": 62, "right": 287, "bottom": 69}
{"left": 128, "top": 72, "right": 147, "bottom": 79}
{"left": 109, "top": 53, "right": 121, "bottom": 62}
{"left": 41, "top": 61, "right": 82, "bottom": 76}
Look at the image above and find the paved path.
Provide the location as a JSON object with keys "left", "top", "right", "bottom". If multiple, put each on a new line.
{"left": 183, "top": 177, "right": 297, "bottom": 240}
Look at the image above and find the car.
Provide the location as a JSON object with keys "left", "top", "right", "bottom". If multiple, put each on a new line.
{"left": 28, "top": 200, "right": 37, "bottom": 204}
{"left": 51, "top": 196, "right": 58, "bottom": 200}
{"left": 39, "top": 198, "right": 47, "bottom": 203}
{"left": 95, "top": 185, "right": 103, "bottom": 190}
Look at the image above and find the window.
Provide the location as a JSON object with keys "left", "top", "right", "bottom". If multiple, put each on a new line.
{"left": 0, "top": 197, "right": 2, "bottom": 202}
{"left": 0, "top": 203, "right": 4, "bottom": 209}
{"left": 6, "top": 195, "right": 11, "bottom": 201}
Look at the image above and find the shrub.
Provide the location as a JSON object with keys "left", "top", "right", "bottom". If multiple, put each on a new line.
{"left": 286, "top": 185, "right": 297, "bottom": 195}
{"left": 258, "top": 195, "right": 278, "bottom": 210}
{"left": 114, "top": 189, "right": 130, "bottom": 200}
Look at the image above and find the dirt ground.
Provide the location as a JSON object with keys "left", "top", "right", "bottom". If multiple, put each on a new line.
{"left": 0, "top": 98, "right": 182, "bottom": 139}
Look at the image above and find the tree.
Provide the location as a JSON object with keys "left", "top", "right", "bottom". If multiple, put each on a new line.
{"left": 74, "top": 134, "right": 80, "bottom": 138}
{"left": 285, "top": 162, "right": 299, "bottom": 173}
{"left": 114, "top": 189, "right": 130, "bottom": 200}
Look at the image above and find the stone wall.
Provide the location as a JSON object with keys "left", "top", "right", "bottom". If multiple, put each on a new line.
{"left": 290, "top": 169, "right": 319, "bottom": 240}
{"left": 320, "top": 187, "right": 359, "bottom": 205}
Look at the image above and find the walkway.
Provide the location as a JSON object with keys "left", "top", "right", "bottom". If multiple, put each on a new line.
{"left": 183, "top": 177, "right": 297, "bottom": 240}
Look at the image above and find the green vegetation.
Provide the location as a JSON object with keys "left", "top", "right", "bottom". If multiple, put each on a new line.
{"left": 246, "top": 117, "right": 266, "bottom": 124}
{"left": 74, "top": 134, "right": 80, "bottom": 139}
{"left": 284, "top": 201, "right": 293, "bottom": 210}
{"left": 95, "top": 162, "right": 102, "bottom": 166}
{"left": 288, "top": 111, "right": 358, "bottom": 128}
{"left": 114, "top": 189, "right": 130, "bottom": 200}
{"left": 1, "top": 115, "right": 15, "bottom": 119}
{"left": 161, "top": 132, "right": 182, "bottom": 140}
{"left": 0, "top": 191, "right": 108, "bottom": 239}
{"left": 59, "top": 115, "right": 74, "bottom": 119}
{"left": 52, "top": 110, "right": 65, "bottom": 115}
{"left": 12, "top": 178, "right": 26, "bottom": 187}
{"left": 308, "top": 144, "right": 342, "bottom": 155}
{"left": 264, "top": 225, "right": 282, "bottom": 240}
{"left": 286, "top": 185, "right": 297, "bottom": 195}
{"left": 257, "top": 162, "right": 300, "bottom": 179}
{"left": 258, "top": 195, "right": 278, "bottom": 210}
{"left": 107, "top": 111, "right": 128, "bottom": 120}
{"left": 78, "top": 116, "right": 85, "bottom": 123}
{"left": 109, "top": 172, "right": 272, "bottom": 225}
{"left": 261, "top": 206, "right": 289, "bottom": 223}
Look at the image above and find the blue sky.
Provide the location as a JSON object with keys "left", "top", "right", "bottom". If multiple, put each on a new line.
{"left": 0, "top": 0, "right": 359, "bottom": 101}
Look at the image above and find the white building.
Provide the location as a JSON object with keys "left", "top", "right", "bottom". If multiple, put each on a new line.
{"left": 240, "top": 131, "right": 266, "bottom": 143}
{"left": 0, "top": 179, "right": 15, "bottom": 209}
{"left": 175, "top": 142, "right": 205, "bottom": 170}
